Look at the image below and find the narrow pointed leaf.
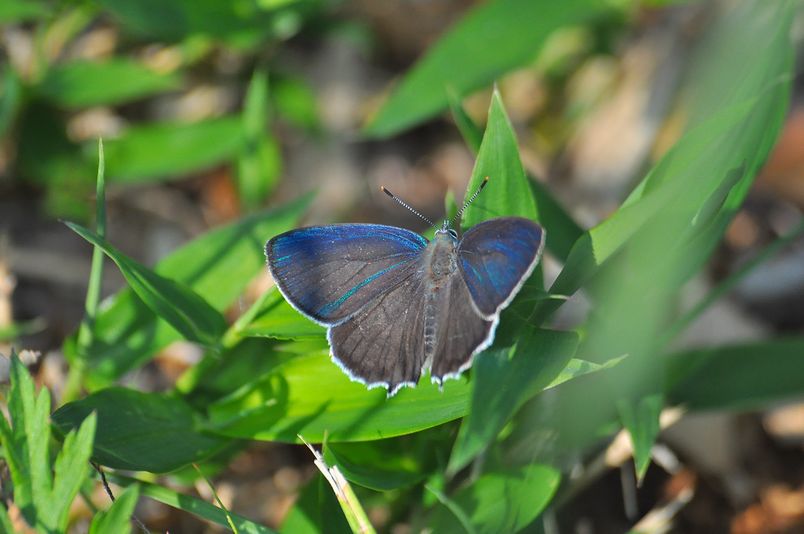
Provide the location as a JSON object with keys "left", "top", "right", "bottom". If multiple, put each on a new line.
{"left": 89, "top": 485, "right": 139, "bottom": 534}
{"left": 74, "top": 195, "right": 311, "bottom": 383}
{"left": 67, "top": 222, "right": 227, "bottom": 348}
{"left": 51, "top": 412, "right": 96, "bottom": 530}
{"left": 37, "top": 59, "right": 180, "bottom": 108}
{"left": 462, "top": 89, "right": 537, "bottom": 229}
{"left": 617, "top": 394, "right": 663, "bottom": 482}
{"left": 449, "top": 329, "right": 578, "bottom": 473}
{"left": 429, "top": 463, "right": 560, "bottom": 534}
{"left": 364, "top": 0, "right": 609, "bottom": 137}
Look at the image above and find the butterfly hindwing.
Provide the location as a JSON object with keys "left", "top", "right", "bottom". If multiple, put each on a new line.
{"left": 266, "top": 224, "right": 427, "bottom": 325}
{"left": 430, "top": 272, "right": 494, "bottom": 383}
{"left": 457, "top": 217, "right": 545, "bottom": 318}
{"left": 328, "top": 263, "right": 428, "bottom": 393}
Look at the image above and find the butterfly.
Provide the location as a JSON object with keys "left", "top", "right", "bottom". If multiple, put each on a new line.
{"left": 265, "top": 179, "right": 545, "bottom": 395}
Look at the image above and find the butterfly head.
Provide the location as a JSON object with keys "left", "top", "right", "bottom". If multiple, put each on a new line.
{"left": 435, "top": 219, "right": 459, "bottom": 242}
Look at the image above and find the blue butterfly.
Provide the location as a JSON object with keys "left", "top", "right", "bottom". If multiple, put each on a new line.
{"left": 265, "top": 180, "right": 545, "bottom": 395}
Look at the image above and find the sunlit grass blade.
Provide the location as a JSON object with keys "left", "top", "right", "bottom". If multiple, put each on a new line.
{"left": 463, "top": 89, "right": 537, "bottom": 228}
{"left": 364, "top": 0, "right": 611, "bottom": 138}
{"left": 107, "top": 473, "right": 277, "bottom": 534}
{"left": 66, "top": 139, "right": 106, "bottom": 402}
{"left": 617, "top": 394, "right": 663, "bottom": 483}
{"left": 238, "top": 68, "right": 282, "bottom": 210}
{"left": 448, "top": 90, "right": 582, "bottom": 261}
{"left": 66, "top": 222, "right": 227, "bottom": 349}
{"left": 88, "top": 485, "right": 140, "bottom": 534}
{"left": 74, "top": 194, "right": 311, "bottom": 384}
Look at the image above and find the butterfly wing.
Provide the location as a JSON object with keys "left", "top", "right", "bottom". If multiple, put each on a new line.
{"left": 429, "top": 272, "right": 494, "bottom": 384}
{"left": 457, "top": 217, "right": 545, "bottom": 319}
{"left": 328, "top": 265, "right": 428, "bottom": 394}
{"left": 266, "top": 224, "right": 427, "bottom": 325}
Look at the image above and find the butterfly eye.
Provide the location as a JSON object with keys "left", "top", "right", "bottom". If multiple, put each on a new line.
{"left": 448, "top": 229, "right": 458, "bottom": 239}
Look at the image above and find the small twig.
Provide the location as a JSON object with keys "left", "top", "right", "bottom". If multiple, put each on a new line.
{"left": 92, "top": 463, "right": 150, "bottom": 534}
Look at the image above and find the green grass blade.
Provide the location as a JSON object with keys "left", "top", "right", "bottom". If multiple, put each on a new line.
{"left": 449, "top": 329, "right": 578, "bottom": 474}
{"left": 67, "top": 139, "right": 107, "bottom": 402}
{"left": 89, "top": 485, "right": 139, "bottom": 534}
{"left": 107, "top": 474, "right": 277, "bottom": 534}
{"left": 462, "top": 89, "right": 537, "bottom": 228}
{"left": 66, "top": 222, "right": 227, "bottom": 349}
{"left": 364, "top": 0, "right": 610, "bottom": 138}
{"left": 238, "top": 69, "right": 282, "bottom": 210}
{"left": 667, "top": 338, "right": 804, "bottom": 411}
{"left": 36, "top": 59, "right": 180, "bottom": 108}
{"left": 51, "top": 413, "right": 96, "bottom": 530}
{"left": 617, "top": 394, "right": 663, "bottom": 483}
{"left": 428, "top": 464, "right": 560, "bottom": 533}
{"left": 75, "top": 194, "right": 311, "bottom": 384}
{"left": 448, "top": 91, "right": 582, "bottom": 261}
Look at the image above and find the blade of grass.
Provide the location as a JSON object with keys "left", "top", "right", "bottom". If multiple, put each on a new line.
{"left": 448, "top": 91, "right": 582, "bottom": 261}
{"left": 65, "top": 139, "right": 106, "bottom": 403}
{"left": 65, "top": 222, "right": 228, "bottom": 349}
{"left": 193, "top": 464, "right": 238, "bottom": 534}
{"left": 106, "top": 474, "right": 276, "bottom": 534}
{"left": 424, "top": 484, "right": 477, "bottom": 534}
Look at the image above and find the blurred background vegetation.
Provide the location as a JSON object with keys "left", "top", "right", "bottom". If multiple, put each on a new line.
{"left": 1, "top": 0, "right": 804, "bottom": 532}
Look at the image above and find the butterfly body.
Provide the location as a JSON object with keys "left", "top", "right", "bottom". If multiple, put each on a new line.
{"left": 266, "top": 217, "right": 544, "bottom": 395}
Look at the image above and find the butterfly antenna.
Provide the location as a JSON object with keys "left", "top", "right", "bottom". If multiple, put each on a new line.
{"left": 451, "top": 177, "right": 489, "bottom": 226}
{"left": 381, "top": 186, "right": 436, "bottom": 227}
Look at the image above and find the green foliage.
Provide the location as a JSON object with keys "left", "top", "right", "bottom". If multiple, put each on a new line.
{"left": 238, "top": 70, "right": 282, "bottom": 210}
{"left": 462, "top": 89, "right": 538, "bottom": 228}
{"left": 71, "top": 196, "right": 311, "bottom": 384}
{"left": 428, "top": 463, "right": 560, "bottom": 533}
{"left": 89, "top": 486, "right": 140, "bottom": 534}
{"left": 0, "top": 353, "right": 136, "bottom": 532}
{"left": 98, "top": 117, "right": 243, "bottom": 183}
{"left": 52, "top": 387, "right": 229, "bottom": 472}
{"left": 9, "top": 0, "right": 802, "bottom": 532}
{"left": 67, "top": 222, "right": 228, "bottom": 349}
{"left": 37, "top": 60, "right": 181, "bottom": 108}
{"left": 364, "top": 0, "right": 612, "bottom": 137}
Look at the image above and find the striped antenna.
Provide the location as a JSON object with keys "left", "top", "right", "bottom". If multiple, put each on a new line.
{"left": 452, "top": 177, "right": 489, "bottom": 226}
{"left": 381, "top": 186, "right": 436, "bottom": 227}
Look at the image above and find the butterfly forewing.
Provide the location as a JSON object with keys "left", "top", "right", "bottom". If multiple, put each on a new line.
{"left": 266, "top": 224, "right": 427, "bottom": 325}
{"left": 457, "top": 217, "right": 545, "bottom": 318}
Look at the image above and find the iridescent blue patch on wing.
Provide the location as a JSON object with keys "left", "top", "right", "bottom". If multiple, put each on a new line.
{"left": 458, "top": 218, "right": 544, "bottom": 317}
{"left": 266, "top": 224, "right": 427, "bottom": 325}
{"left": 317, "top": 260, "right": 409, "bottom": 316}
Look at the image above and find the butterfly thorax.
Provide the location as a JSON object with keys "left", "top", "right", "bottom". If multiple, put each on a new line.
{"left": 425, "top": 231, "right": 459, "bottom": 282}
